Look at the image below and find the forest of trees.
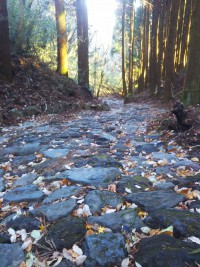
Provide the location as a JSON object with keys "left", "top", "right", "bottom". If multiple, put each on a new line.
{"left": 0, "top": 0, "right": 200, "bottom": 105}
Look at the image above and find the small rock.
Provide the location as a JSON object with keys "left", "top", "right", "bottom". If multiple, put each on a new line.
{"left": 83, "top": 233, "right": 127, "bottom": 267}
{"left": 42, "top": 186, "right": 82, "bottom": 204}
{"left": 125, "top": 190, "right": 185, "bottom": 212}
{"left": 31, "top": 198, "right": 77, "bottom": 222}
{"left": 43, "top": 148, "right": 70, "bottom": 159}
{"left": 3, "top": 184, "right": 45, "bottom": 204}
{"left": 14, "top": 173, "right": 38, "bottom": 187}
{"left": 38, "top": 216, "right": 86, "bottom": 250}
{"left": 0, "top": 243, "right": 25, "bottom": 267}
{"left": 144, "top": 208, "right": 200, "bottom": 238}
{"left": 84, "top": 190, "right": 124, "bottom": 213}
{"left": 6, "top": 216, "right": 41, "bottom": 231}
{"left": 88, "top": 209, "right": 145, "bottom": 233}
{"left": 135, "top": 234, "right": 200, "bottom": 267}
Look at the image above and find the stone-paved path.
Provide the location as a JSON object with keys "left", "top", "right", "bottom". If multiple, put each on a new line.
{"left": 0, "top": 99, "right": 200, "bottom": 267}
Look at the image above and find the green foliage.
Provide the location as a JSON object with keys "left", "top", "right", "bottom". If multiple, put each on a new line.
{"left": 8, "top": 0, "right": 57, "bottom": 66}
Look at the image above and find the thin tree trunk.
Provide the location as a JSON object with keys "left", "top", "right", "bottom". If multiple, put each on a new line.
{"left": 76, "top": 0, "right": 89, "bottom": 88}
{"left": 163, "top": 0, "right": 180, "bottom": 100}
{"left": 149, "top": 0, "right": 159, "bottom": 96}
{"left": 0, "top": 0, "right": 13, "bottom": 83}
{"left": 128, "top": 0, "right": 134, "bottom": 95}
{"left": 183, "top": 0, "right": 200, "bottom": 105}
{"left": 55, "top": 0, "right": 68, "bottom": 76}
{"left": 122, "top": 0, "right": 127, "bottom": 96}
{"left": 179, "top": 0, "right": 192, "bottom": 70}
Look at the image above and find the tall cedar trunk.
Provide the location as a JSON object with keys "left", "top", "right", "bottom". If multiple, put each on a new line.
{"left": 179, "top": 0, "right": 192, "bottom": 70}
{"left": 128, "top": 0, "right": 134, "bottom": 95}
{"left": 149, "top": 0, "right": 159, "bottom": 96}
{"left": 138, "top": 6, "right": 144, "bottom": 91}
{"left": 156, "top": 0, "right": 165, "bottom": 96}
{"left": 163, "top": 0, "right": 180, "bottom": 100}
{"left": 183, "top": 0, "right": 200, "bottom": 105}
{"left": 175, "top": 0, "right": 185, "bottom": 72}
{"left": 0, "top": 0, "right": 13, "bottom": 83}
{"left": 76, "top": 0, "right": 89, "bottom": 88}
{"left": 143, "top": 2, "right": 150, "bottom": 89}
{"left": 55, "top": 0, "right": 68, "bottom": 76}
{"left": 162, "top": 0, "right": 172, "bottom": 78}
{"left": 122, "top": 0, "right": 127, "bottom": 96}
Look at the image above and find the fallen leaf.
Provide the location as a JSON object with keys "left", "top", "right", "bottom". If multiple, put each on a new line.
{"left": 188, "top": 236, "right": 200, "bottom": 245}
{"left": 108, "top": 183, "right": 116, "bottom": 192}
{"left": 121, "top": 257, "right": 129, "bottom": 267}
{"left": 98, "top": 226, "right": 105, "bottom": 233}
{"left": 86, "top": 229, "right": 96, "bottom": 236}
{"left": 75, "top": 255, "right": 87, "bottom": 266}
{"left": 72, "top": 244, "right": 83, "bottom": 256}
{"left": 62, "top": 248, "right": 72, "bottom": 261}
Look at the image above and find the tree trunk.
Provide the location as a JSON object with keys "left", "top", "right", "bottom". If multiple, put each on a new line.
{"left": 163, "top": 0, "right": 180, "bottom": 101}
{"left": 128, "top": 0, "right": 134, "bottom": 95}
{"left": 76, "top": 0, "right": 89, "bottom": 88}
{"left": 149, "top": 0, "right": 159, "bottom": 96}
{"left": 182, "top": 0, "right": 200, "bottom": 105}
{"left": 156, "top": 0, "right": 165, "bottom": 96}
{"left": 55, "top": 0, "right": 68, "bottom": 76}
{"left": 122, "top": 0, "right": 127, "bottom": 97}
{"left": 179, "top": 0, "right": 192, "bottom": 70}
{"left": 0, "top": 0, "right": 13, "bottom": 83}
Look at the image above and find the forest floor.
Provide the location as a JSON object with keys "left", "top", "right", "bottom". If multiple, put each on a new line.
{"left": 0, "top": 55, "right": 200, "bottom": 266}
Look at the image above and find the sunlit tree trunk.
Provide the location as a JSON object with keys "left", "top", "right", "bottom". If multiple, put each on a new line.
{"left": 128, "top": 0, "right": 134, "bottom": 95}
{"left": 175, "top": 0, "right": 185, "bottom": 72}
{"left": 182, "top": 0, "right": 200, "bottom": 105}
{"left": 163, "top": 0, "right": 180, "bottom": 100}
{"left": 122, "top": 0, "right": 127, "bottom": 97}
{"left": 0, "top": 0, "right": 13, "bottom": 83}
{"left": 156, "top": 0, "right": 165, "bottom": 96}
{"left": 149, "top": 0, "right": 159, "bottom": 96}
{"left": 143, "top": 1, "right": 150, "bottom": 90}
{"left": 76, "top": 0, "right": 89, "bottom": 88}
{"left": 55, "top": 0, "right": 68, "bottom": 76}
{"left": 179, "top": 0, "right": 192, "bottom": 70}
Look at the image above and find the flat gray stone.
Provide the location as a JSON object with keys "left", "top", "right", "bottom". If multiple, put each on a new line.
{"left": 55, "top": 167, "right": 121, "bottom": 187}
{"left": 6, "top": 216, "right": 41, "bottom": 231}
{"left": 3, "top": 184, "right": 45, "bottom": 204}
{"left": 88, "top": 209, "right": 145, "bottom": 233}
{"left": 38, "top": 216, "right": 86, "bottom": 250}
{"left": 117, "top": 175, "right": 151, "bottom": 193}
{"left": 14, "top": 173, "right": 38, "bottom": 187}
{"left": 3, "top": 142, "right": 40, "bottom": 156}
{"left": 151, "top": 152, "right": 178, "bottom": 162}
{"left": 84, "top": 190, "right": 124, "bottom": 213}
{"left": 135, "top": 234, "right": 200, "bottom": 267}
{"left": 42, "top": 186, "right": 82, "bottom": 204}
{"left": 83, "top": 233, "right": 127, "bottom": 267}
{"left": 0, "top": 244, "right": 25, "bottom": 267}
{"left": 154, "top": 181, "right": 175, "bottom": 190}
{"left": 43, "top": 148, "right": 70, "bottom": 159}
{"left": 144, "top": 208, "right": 200, "bottom": 238}
{"left": 31, "top": 198, "right": 77, "bottom": 222}
{"left": 0, "top": 177, "right": 5, "bottom": 192}
{"left": 125, "top": 190, "right": 185, "bottom": 212}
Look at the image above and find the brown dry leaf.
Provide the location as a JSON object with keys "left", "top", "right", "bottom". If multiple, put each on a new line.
{"left": 61, "top": 179, "right": 71, "bottom": 186}
{"left": 149, "top": 229, "right": 160, "bottom": 236}
{"left": 108, "top": 184, "right": 116, "bottom": 192}
{"left": 86, "top": 229, "right": 96, "bottom": 236}
{"left": 19, "top": 262, "right": 26, "bottom": 267}
{"left": 138, "top": 210, "right": 148, "bottom": 219}
{"left": 85, "top": 222, "right": 92, "bottom": 230}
